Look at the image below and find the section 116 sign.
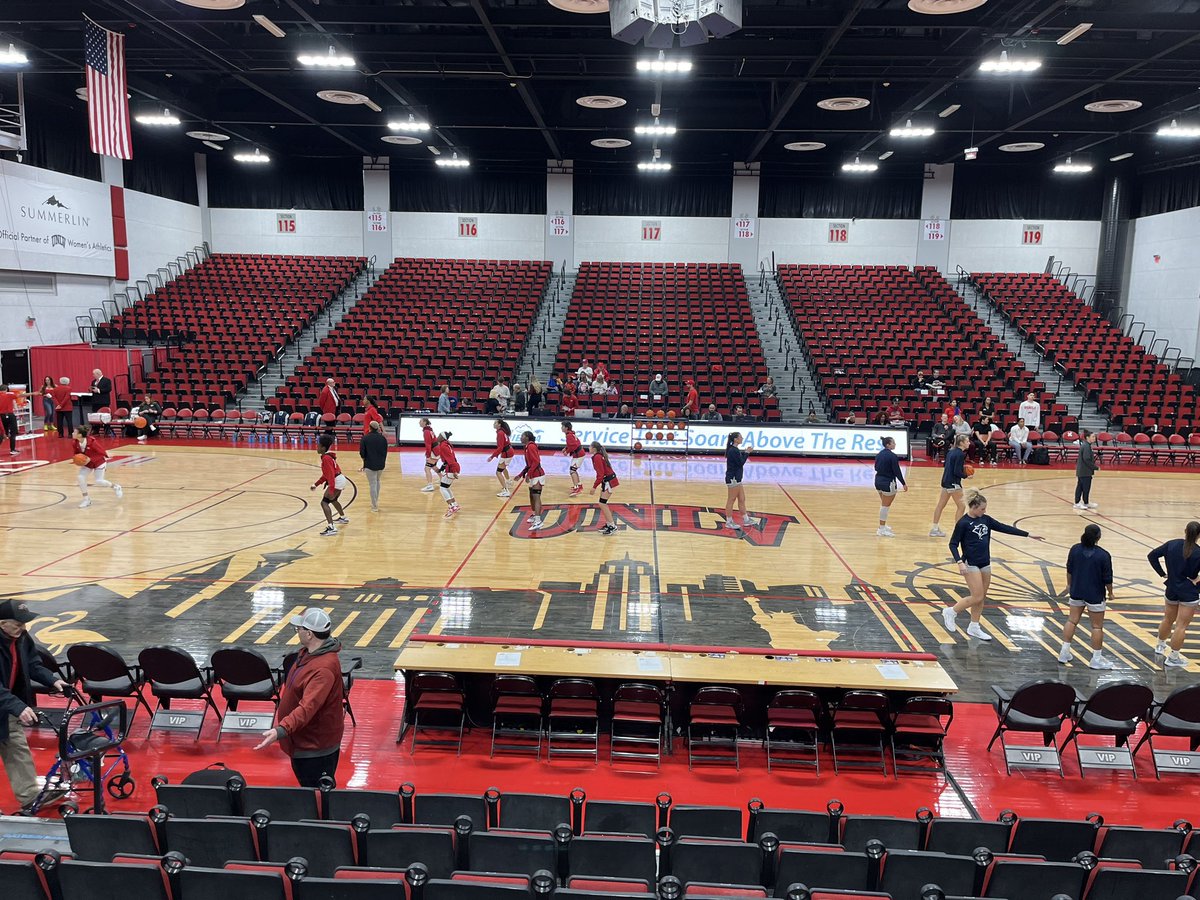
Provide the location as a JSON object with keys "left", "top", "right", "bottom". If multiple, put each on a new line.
{"left": 458, "top": 216, "right": 478, "bottom": 238}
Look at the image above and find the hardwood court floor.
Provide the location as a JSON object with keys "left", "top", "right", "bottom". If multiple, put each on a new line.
{"left": 2, "top": 440, "right": 1198, "bottom": 702}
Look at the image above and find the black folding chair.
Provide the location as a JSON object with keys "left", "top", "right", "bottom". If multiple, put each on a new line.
{"left": 67, "top": 644, "right": 153, "bottom": 725}
{"left": 1132, "top": 683, "right": 1200, "bottom": 779}
{"left": 138, "top": 646, "right": 221, "bottom": 740}
{"left": 1061, "top": 681, "right": 1154, "bottom": 778}
{"left": 988, "top": 680, "right": 1076, "bottom": 775}
{"left": 210, "top": 647, "right": 280, "bottom": 740}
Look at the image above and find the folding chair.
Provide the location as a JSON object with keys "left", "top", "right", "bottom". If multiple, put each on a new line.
{"left": 1061, "top": 681, "right": 1153, "bottom": 779}
{"left": 987, "top": 680, "right": 1076, "bottom": 775}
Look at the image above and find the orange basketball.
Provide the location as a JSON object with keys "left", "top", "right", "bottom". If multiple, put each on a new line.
{"left": 633, "top": 441, "right": 643, "bottom": 451}
{"left": 964, "top": 464, "right": 976, "bottom": 477}
{"left": 667, "top": 409, "right": 677, "bottom": 419}
{"left": 656, "top": 410, "right": 665, "bottom": 419}
{"left": 666, "top": 432, "right": 675, "bottom": 442}
{"left": 134, "top": 416, "right": 148, "bottom": 429}
{"left": 72, "top": 453, "right": 88, "bottom": 466}
{"left": 656, "top": 431, "right": 664, "bottom": 440}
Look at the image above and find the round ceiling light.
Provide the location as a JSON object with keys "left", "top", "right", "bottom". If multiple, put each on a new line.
{"left": 907, "top": 0, "right": 988, "bottom": 13}
{"left": 1083, "top": 99, "right": 1143, "bottom": 114}
{"left": 817, "top": 97, "right": 870, "bottom": 112}
{"left": 186, "top": 130, "right": 230, "bottom": 142}
{"left": 317, "top": 89, "right": 372, "bottom": 106}
{"left": 382, "top": 135, "right": 423, "bottom": 145}
{"left": 576, "top": 95, "right": 626, "bottom": 109}
{"left": 174, "top": 0, "right": 246, "bottom": 8}
{"left": 547, "top": 0, "right": 610, "bottom": 12}
{"left": 784, "top": 141, "right": 826, "bottom": 151}
{"left": 999, "top": 141, "right": 1046, "bottom": 152}
{"left": 591, "top": 138, "right": 632, "bottom": 149}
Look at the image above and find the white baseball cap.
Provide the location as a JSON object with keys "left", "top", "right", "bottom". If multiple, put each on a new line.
{"left": 290, "top": 608, "right": 332, "bottom": 631}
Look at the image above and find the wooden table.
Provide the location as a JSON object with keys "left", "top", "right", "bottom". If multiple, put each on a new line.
{"left": 669, "top": 651, "right": 959, "bottom": 693}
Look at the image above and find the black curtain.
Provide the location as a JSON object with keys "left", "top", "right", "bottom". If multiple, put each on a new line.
{"left": 574, "top": 173, "right": 731, "bottom": 217}
{"left": 1137, "top": 167, "right": 1200, "bottom": 217}
{"left": 123, "top": 138, "right": 198, "bottom": 204}
{"left": 951, "top": 165, "right": 1103, "bottom": 219}
{"left": 759, "top": 173, "right": 921, "bottom": 219}
{"left": 208, "top": 155, "right": 362, "bottom": 209}
{"left": 18, "top": 94, "right": 100, "bottom": 181}
{"left": 391, "top": 170, "right": 545, "bottom": 214}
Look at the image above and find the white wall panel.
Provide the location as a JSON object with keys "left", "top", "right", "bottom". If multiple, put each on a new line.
{"left": 949, "top": 220, "right": 1100, "bottom": 276}
{"left": 1126, "top": 206, "right": 1200, "bottom": 360}
{"left": 391, "top": 212, "right": 545, "bottom": 262}
{"left": 760, "top": 219, "right": 919, "bottom": 268}
{"left": 574, "top": 216, "right": 728, "bottom": 263}
{"left": 209, "top": 209, "right": 363, "bottom": 256}
{"left": 123, "top": 189, "right": 203, "bottom": 283}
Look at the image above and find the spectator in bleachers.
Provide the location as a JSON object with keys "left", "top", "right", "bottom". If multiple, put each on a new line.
{"left": 595, "top": 361, "right": 609, "bottom": 383}
{"left": 362, "top": 397, "right": 383, "bottom": 436}
{"left": 591, "top": 372, "right": 610, "bottom": 395}
{"left": 576, "top": 359, "right": 594, "bottom": 384}
{"left": 911, "top": 370, "right": 930, "bottom": 391}
{"left": 977, "top": 396, "right": 997, "bottom": 430}
{"left": 972, "top": 420, "right": 998, "bottom": 466}
{"left": 513, "top": 380, "right": 527, "bottom": 412}
{"left": 1008, "top": 418, "right": 1033, "bottom": 465}
{"left": 89, "top": 368, "right": 114, "bottom": 436}
{"left": 487, "top": 378, "right": 509, "bottom": 414}
{"left": 702, "top": 404, "right": 722, "bottom": 422}
{"left": 527, "top": 377, "right": 544, "bottom": 413}
{"left": 884, "top": 397, "right": 906, "bottom": 426}
{"left": 575, "top": 372, "right": 590, "bottom": 395}
{"left": 732, "top": 405, "right": 748, "bottom": 421}
{"left": 929, "top": 370, "right": 946, "bottom": 390}
{"left": 437, "top": 385, "right": 453, "bottom": 415}
{"left": 617, "top": 403, "right": 631, "bottom": 418}
{"left": 1019, "top": 391, "right": 1042, "bottom": 429}
{"left": 951, "top": 414, "right": 971, "bottom": 442}
{"left": 127, "top": 394, "right": 162, "bottom": 442}
{"left": 317, "top": 378, "right": 340, "bottom": 417}
{"left": 52, "top": 377, "right": 74, "bottom": 438}
{"left": 561, "top": 382, "right": 579, "bottom": 416}
{"left": 757, "top": 376, "right": 777, "bottom": 398}
{"left": 683, "top": 380, "right": 699, "bottom": 418}
{"left": 928, "top": 413, "right": 953, "bottom": 460}
{"left": 648, "top": 374, "right": 669, "bottom": 408}
{"left": 943, "top": 398, "right": 961, "bottom": 422}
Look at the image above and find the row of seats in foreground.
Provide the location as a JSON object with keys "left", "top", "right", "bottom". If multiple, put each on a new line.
{"left": 9, "top": 782, "right": 1200, "bottom": 900}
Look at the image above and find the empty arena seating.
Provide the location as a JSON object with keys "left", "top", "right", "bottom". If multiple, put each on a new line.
{"left": 269, "top": 258, "right": 551, "bottom": 415}
{"left": 100, "top": 254, "right": 365, "bottom": 411}
{"left": 12, "top": 784, "right": 1200, "bottom": 900}
{"left": 972, "top": 272, "right": 1200, "bottom": 434}
{"left": 778, "top": 265, "right": 1069, "bottom": 431}
{"left": 553, "top": 262, "right": 775, "bottom": 419}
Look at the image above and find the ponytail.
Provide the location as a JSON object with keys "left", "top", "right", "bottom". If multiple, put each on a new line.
{"left": 495, "top": 418, "right": 511, "bottom": 436}
{"left": 1080, "top": 524, "right": 1101, "bottom": 547}
{"left": 561, "top": 420, "right": 574, "bottom": 432}
{"left": 964, "top": 489, "right": 986, "bottom": 509}
{"left": 521, "top": 430, "right": 536, "bottom": 444}
{"left": 727, "top": 431, "right": 742, "bottom": 448}
{"left": 436, "top": 431, "right": 453, "bottom": 444}
{"left": 590, "top": 441, "right": 610, "bottom": 464}
{"left": 419, "top": 417, "right": 431, "bottom": 428}
{"left": 1185, "top": 521, "right": 1200, "bottom": 559}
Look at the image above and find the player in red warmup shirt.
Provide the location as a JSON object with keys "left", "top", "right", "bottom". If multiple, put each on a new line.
{"left": 0, "top": 383, "right": 20, "bottom": 454}
{"left": 560, "top": 383, "right": 579, "bottom": 417}
{"left": 683, "top": 380, "right": 699, "bottom": 419}
{"left": 561, "top": 420, "right": 586, "bottom": 496}
{"left": 589, "top": 441, "right": 620, "bottom": 536}
{"left": 488, "top": 419, "right": 516, "bottom": 497}
{"left": 433, "top": 432, "right": 462, "bottom": 518}
{"left": 419, "top": 417, "right": 437, "bottom": 492}
{"left": 71, "top": 424, "right": 122, "bottom": 509}
{"left": 361, "top": 396, "right": 383, "bottom": 436}
{"left": 311, "top": 434, "right": 349, "bottom": 536}
{"left": 517, "top": 431, "right": 546, "bottom": 531}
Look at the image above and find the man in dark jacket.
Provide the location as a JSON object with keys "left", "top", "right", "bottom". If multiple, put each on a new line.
{"left": 358, "top": 419, "right": 388, "bottom": 512}
{"left": 254, "top": 608, "right": 345, "bottom": 787}
{"left": 927, "top": 413, "right": 953, "bottom": 460}
{"left": 89, "top": 368, "right": 114, "bottom": 436}
{"left": 0, "top": 599, "right": 69, "bottom": 811}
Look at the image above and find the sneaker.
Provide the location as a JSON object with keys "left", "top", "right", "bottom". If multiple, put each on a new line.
{"left": 334, "top": 516, "right": 349, "bottom": 525}
{"left": 136, "top": 436, "right": 146, "bottom": 443}
{"left": 370, "top": 506, "right": 380, "bottom": 513}
{"left": 420, "top": 484, "right": 436, "bottom": 493}
{"left": 1155, "top": 641, "right": 1169, "bottom": 655}
{"left": 600, "top": 524, "right": 616, "bottom": 535}
{"left": 1057, "top": 644, "right": 1071, "bottom": 664}
{"left": 966, "top": 622, "right": 993, "bottom": 642}
{"left": 528, "top": 517, "right": 543, "bottom": 531}
{"left": 8, "top": 450, "right": 18, "bottom": 456}
{"left": 1073, "top": 502, "right": 1086, "bottom": 510}
{"left": 20, "top": 787, "right": 69, "bottom": 813}
{"left": 78, "top": 497, "right": 92, "bottom": 509}
{"left": 929, "top": 526, "right": 946, "bottom": 537}
{"left": 1165, "top": 652, "right": 1189, "bottom": 668}
{"left": 319, "top": 525, "right": 338, "bottom": 536}
{"left": 1088, "top": 653, "right": 1115, "bottom": 670}
{"left": 1086, "top": 503, "right": 1099, "bottom": 509}
{"left": 724, "top": 520, "right": 742, "bottom": 530}
{"left": 112, "top": 484, "right": 123, "bottom": 499}
{"left": 443, "top": 507, "right": 457, "bottom": 519}
{"left": 876, "top": 526, "right": 894, "bottom": 537}
{"left": 941, "top": 607, "right": 957, "bottom": 634}
{"left": 497, "top": 490, "right": 511, "bottom": 498}
{"left": 742, "top": 517, "right": 754, "bottom": 526}
{"left": 570, "top": 486, "right": 584, "bottom": 495}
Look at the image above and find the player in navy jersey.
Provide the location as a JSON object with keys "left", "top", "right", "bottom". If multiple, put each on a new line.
{"left": 942, "top": 490, "right": 1044, "bottom": 641}
{"left": 1058, "top": 524, "right": 1115, "bottom": 669}
{"left": 930, "top": 434, "right": 971, "bottom": 538}
{"left": 724, "top": 432, "right": 753, "bottom": 530}
{"left": 873, "top": 436, "right": 907, "bottom": 537}
{"left": 1148, "top": 521, "right": 1200, "bottom": 669}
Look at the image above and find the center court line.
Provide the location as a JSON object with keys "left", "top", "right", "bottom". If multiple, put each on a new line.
{"left": 1036, "top": 487, "right": 1161, "bottom": 547}
{"left": 23, "top": 471, "right": 274, "bottom": 576}
{"left": 777, "top": 484, "right": 920, "bottom": 652}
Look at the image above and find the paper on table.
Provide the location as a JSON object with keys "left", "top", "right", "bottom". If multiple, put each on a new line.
{"left": 876, "top": 662, "right": 908, "bottom": 680}
{"left": 636, "top": 656, "right": 665, "bottom": 673}
{"left": 495, "top": 652, "right": 522, "bottom": 667}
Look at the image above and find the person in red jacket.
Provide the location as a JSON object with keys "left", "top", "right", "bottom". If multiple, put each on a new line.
{"left": 311, "top": 434, "right": 349, "bottom": 536}
{"left": 560, "top": 383, "right": 579, "bottom": 417}
{"left": 561, "top": 420, "right": 586, "bottom": 496}
{"left": 254, "top": 607, "right": 345, "bottom": 787}
{"left": 52, "top": 377, "right": 74, "bottom": 438}
{"left": 72, "top": 424, "right": 122, "bottom": 509}
{"left": 419, "top": 417, "right": 437, "bottom": 492}
{"left": 517, "top": 430, "right": 546, "bottom": 531}
{"left": 683, "top": 379, "right": 700, "bottom": 419}
{"left": 589, "top": 441, "right": 620, "bottom": 536}
{"left": 361, "top": 396, "right": 383, "bottom": 436}
{"left": 0, "top": 384, "right": 20, "bottom": 454}
{"left": 488, "top": 419, "right": 516, "bottom": 497}
{"left": 433, "top": 432, "right": 462, "bottom": 517}
{"left": 317, "top": 378, "right": 340, "bottom": 418}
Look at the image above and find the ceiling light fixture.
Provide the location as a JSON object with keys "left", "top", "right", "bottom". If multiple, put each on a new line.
{"left": 890, "top": 119, "right": 935, "bottom": 138}
{"left": 388, "top": 114, "right": 431, "bottom": 132}
{"left": 878, "top": 151, "right": 894, "bottom": 160}
{"left": 298, "top": 47, "right": 356, "bottom": 68}
{"left": 576, "top": 95, "right": 626, "bottom": 109}
{"left": 998, "top": 141, "right": 1045, "bottom": 152}
{"left": 234, "top": 148, "right": 270, "bottom": 164}
{"left": 1053, "top": 156, "right": 1092, "bottom": 174}
{"left": 634, "top": 120, "right": 676, "bottom": 136}
{"left": 252, "top": 14, "right": 286, "bottom": 38}
{"left": 435, "top": 153, "right": 470, "bottom": 168}
{"left": 980, "top": 51, "right": 1041, "bottom": 74}
{"left": 202, "top": 141, "right": 224, "bottom": 151}
{"left": 1157, "top": 119, "right": 1200, "bottom": 138}
{"left": 842, "top": 156, "right": 878, "bottom": 173}
{"left": 638, "top": 161, "right": 672, "bottom": 171}
{"left": 0, "top": 43, "right": 28, "bottom": 66}
{"left": 1057, "top": 23, "right": 1093, "bottom": 46}
{"left": 939, "top": 104, "right": 961, "bottom": 118}
{"left": 1109, "top": 152, "right": 1133, "bottom": 162}
{"left": 784, "top": 141, "right": 826, "bottom": 152}
{"left": 636, "top": 52, "right": 692, "bottom": 74}
{"left": 135, "top": 108, "right": 181, "bottom": 126}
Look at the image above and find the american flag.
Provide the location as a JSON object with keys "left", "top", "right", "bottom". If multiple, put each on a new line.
{"left": 84, "top": 17, "right": 132, "bottom": 159}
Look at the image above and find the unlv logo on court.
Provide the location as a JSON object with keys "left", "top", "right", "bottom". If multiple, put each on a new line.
{"left": 509, "top": 503, "right": 798, "bottom": 546}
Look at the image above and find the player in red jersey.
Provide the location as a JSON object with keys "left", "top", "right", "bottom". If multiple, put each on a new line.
{"left": 362, "top": 396, "right": 383, "bottom": 436}
{"left": 311, "top": 433, "right": 350, "bottom": 536}
{"left": 419, "top": 417, "right": 437, "bottom": 492}
{"left": 488, "top": 419, "right": 517, "bottom": 497}
{"left": 589, "top": 441, "right": 620, "bottom": 536}
{"left": 561, "top": 420, "right": 586, "bottom": 495}
{"left": 517, "top": 430, "right": 546, "bottom": 531}
{"left": 561, "top": 383, "right": 579, "bottom": 417}
{"left": 71, "top": 424, "right": 122, "bottom": 509}
{"left": 433, "top": 432, "right": 462, "bottom": 518}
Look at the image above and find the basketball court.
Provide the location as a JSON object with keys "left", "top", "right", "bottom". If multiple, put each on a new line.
{"left": 3, "top": 441, "right": 1194, "bottom": 703}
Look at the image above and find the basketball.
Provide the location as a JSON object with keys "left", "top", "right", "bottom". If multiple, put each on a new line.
{"left": 964, "top": 464, "right": 976, "bottom": 477}
{"left": 134, "top": 416, "right": 148, "bottom": 428}
{"left": 667, "top": 409, "right": 677, "bottom": 419}
{"left": 656, "top": 431, "right": 664, "bottom": 440}
{"left": 72, "top": 453, "right": 88, "bottom": 466}
{"left": 633, "top": 441, "right": 643, "bottom": 451}
{"left": 666, "top": 432, "right": 675, "bottom": 442}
